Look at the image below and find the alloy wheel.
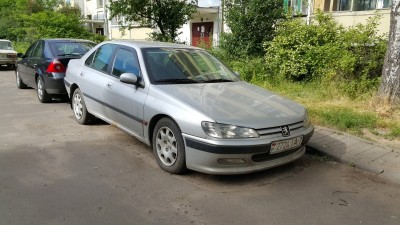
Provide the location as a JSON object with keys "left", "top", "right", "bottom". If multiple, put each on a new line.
{"left": 73, "top": 93, "right": 83, "bottom": 120}
{"left": 155, "top": 126, "right": 178, "bottom": 166}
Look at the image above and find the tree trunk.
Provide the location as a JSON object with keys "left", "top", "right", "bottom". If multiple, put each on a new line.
{"left": 379, "top": 0, "right": 400, "bottom": 104}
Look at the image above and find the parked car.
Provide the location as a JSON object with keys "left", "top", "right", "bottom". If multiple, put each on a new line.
{"left": 16, "top": 39, "right": 96, "bottom": 103}
{"left": 0, "top": 39, "right": 17, "bottom": 69}
{"left": 64, "top": 40, "right": 314, "bottom": 175}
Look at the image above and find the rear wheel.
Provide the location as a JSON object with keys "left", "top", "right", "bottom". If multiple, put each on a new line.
{"left": 37, "top": 77, "right": 51, "bottom": 103}
{"left": 152, "top": 118, "right": 187, "bottom": 174}
{"left": 72, "top": 88, "right": 95, "bottom": 125}
{"left": 16, "top": 69, "right": 27, "bottom": 89}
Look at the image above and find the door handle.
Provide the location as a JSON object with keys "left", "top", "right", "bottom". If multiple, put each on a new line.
{"left": 107, "top": 83, "right": 113, "bottom": 88}
{"left": 80, "top": 73, "right": 84, "bottom": 77}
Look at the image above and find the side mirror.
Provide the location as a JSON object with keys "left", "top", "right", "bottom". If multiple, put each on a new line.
{"left": 17, "top": 53, "right": 24, "bottom": 58}
{"left": 119, "top": 72, "right": 138, "bottom": 85}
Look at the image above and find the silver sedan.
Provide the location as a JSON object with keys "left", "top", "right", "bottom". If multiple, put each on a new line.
{"left": 64, "top": 40, "right": 314, "bottom": 175}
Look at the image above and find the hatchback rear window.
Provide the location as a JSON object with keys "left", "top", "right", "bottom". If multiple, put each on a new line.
{"left": 50, "top": 41, "right": 96, "bottom": 57}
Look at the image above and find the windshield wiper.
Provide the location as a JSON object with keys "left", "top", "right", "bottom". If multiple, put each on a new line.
{"left": 154, "top": 78, "right": 198, "bottom": 84}
{"left": 202, "top": 79, "right": 235, "bottom": 83}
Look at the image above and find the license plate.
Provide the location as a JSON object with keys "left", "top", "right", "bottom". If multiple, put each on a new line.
{"left": 270, "top": 136, "right": 303, "bottom": 154}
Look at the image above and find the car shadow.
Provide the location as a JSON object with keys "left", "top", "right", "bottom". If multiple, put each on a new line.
{"left": 173, "top": 154, "right": 318, "bottom": 192}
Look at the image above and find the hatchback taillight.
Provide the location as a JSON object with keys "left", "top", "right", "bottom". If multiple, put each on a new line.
{"left": 46, "top": 59, "right": 66, "bottom": 73}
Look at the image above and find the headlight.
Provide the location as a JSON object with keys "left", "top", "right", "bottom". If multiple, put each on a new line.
{"left": 201, "top": 121, "right": 259, "bottom": 139}
{"left": 303, "top": 110, "right": 311, "bottom": 127}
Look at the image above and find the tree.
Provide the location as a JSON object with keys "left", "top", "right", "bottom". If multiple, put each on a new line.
{"left": 378, "top": 0, "right": 400, "bottom": 104}
{"left": 220, "top": 0, "right": 285, "bottom": 58}
{"left": 109, "top": 0, "right": 197, "bottom": 42}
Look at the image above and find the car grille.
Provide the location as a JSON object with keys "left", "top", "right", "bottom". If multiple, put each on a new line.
{"left": 255, "top": 121, "right": 303, "bottom": 137}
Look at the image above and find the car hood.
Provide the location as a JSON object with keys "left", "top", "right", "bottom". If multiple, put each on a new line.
{"left": 157, "top": 81, "right": 305, "bottom": 129}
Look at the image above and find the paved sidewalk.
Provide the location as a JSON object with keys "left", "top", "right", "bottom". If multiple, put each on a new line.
{"left": 307, "top": 126, "right": 400, "bottom": 184}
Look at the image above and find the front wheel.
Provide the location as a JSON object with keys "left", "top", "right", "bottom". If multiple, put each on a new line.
{"left": 72, "top": 88, "right": 95, "bottom": 125}
{"left": 152, "top": 118, "right": 187, "bottom": 174}
{"left": 37, "top": 77, "right": 51, "bottom": 103}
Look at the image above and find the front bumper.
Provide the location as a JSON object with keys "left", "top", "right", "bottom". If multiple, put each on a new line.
{"left": 0, "top": 58, "right": 17, "bottom": 65}
{"left": 183, "top": 125, "right": 314, "bottom": 175}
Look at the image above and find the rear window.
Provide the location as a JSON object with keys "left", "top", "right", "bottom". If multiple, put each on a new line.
{"left": 49, "top": 41, "right": 96, "bottom": 57}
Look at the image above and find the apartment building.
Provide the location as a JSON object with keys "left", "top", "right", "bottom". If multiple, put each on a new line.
{"left": 285, "top": 0, "right": 392, "bottom": 34}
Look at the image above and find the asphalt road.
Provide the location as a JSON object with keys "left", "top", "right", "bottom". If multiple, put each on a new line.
{"left": 1, "top": 68, "right": 400, "bottom": 225}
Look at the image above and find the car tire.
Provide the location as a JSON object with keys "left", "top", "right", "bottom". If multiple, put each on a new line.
{"left": 37, "top": 76, "right": 51, "bottom": 103}
{"left": 16, "top": 69, "right": 27, "bottom": 89}
{"left": 152, "top": 118, "right": 187, "bottom": 174}
{"left": 72, "top": 88, "right": 95, "bottom": 125}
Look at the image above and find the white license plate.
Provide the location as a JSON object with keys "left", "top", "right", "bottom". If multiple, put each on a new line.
{"left": 270, "top": 136, "right": 303, "bottom": 154}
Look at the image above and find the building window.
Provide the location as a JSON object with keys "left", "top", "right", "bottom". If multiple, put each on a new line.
{"left": 353, "top": 0, "right": 377, "bottom": 10}
{"left": 284, "top": 0, "right": 308, "bottom": 15}
{"left": 97, "top": 0, "right": 103, "bottom": 8}
{"left": 338, "top": 0, "right": 352, "bottom": 11}
{"left": 324, "top": 0, "right": 392, "bottom": 11}
{"left": 381, "top": 0, "right": 393, "bottom": 8}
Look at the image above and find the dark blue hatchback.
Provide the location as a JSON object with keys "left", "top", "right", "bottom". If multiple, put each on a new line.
{"left": 16, "top": 39, "right": 96, "bottom": 103}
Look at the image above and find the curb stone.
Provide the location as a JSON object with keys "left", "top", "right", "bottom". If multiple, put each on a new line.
{"left": 306, "top": 126, "right": 400, "bottom": 184}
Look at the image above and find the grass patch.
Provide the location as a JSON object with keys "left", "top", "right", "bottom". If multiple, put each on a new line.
{"left": 386, "top": 126, "right": 400, "bottom": 139}
{"left": 314, "top": 108, "right": 377, "bottom": 134}
{"left": 252, "top": 79, "right": 400, "bottom": 141}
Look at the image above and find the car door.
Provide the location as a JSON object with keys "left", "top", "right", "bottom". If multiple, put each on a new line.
{"left": 25, "top": 40, "right": 45, "bottom": 88}
{"left": 77, "top": 44, "right": 117, "bottom": 119}
{"left": 103, "top": 46, "right": 147, "bottom": 137}
{"left": 18, "top": 42, "right": 37, "bottom": 86}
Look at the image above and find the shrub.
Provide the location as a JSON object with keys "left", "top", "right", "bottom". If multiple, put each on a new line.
{"left": 220, "top": 0, "right": 285, "bottom": 58}
{"left": 264, "top": 11, "right": 387, "bottom": 96}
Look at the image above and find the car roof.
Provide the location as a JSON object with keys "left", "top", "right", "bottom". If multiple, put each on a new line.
{"left": 0, "top": 39, "right": 11, "bottom": 42}
{"left": 40, "top": 38, "right": 95, "bottom": 43}
{"left": 104, "top": 40, "right": 203, "bottom": 50}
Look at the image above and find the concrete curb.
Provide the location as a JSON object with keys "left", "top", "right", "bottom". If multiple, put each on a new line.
{"left": 306, "top": 126, "right": 400, "bottom": 184}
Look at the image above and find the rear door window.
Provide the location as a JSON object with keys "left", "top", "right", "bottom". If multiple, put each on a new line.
{"left": 90, "top": 44, "right": 116, "bottom": 74}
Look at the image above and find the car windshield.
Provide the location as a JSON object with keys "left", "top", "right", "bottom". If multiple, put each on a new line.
{"left": 143, "top": 48, "right": 240, "bottom": 84}
{"left": 0, "top": 41, "right": 13, "bottom": 50}
{"left": 50, "top": 41, "right": 96, "bottom": 57}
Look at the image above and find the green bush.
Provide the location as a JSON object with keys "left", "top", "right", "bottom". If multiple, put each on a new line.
{"left": 264, "top": 11, "right": 387, "bottom": 96}
{"left": 228, "top": 58, "right": 267, "bottom": 82}
{"left": 220, "top": 0, "right": 285, "bottom": 58}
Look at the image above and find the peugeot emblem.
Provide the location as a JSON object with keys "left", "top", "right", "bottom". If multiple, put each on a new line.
{"left": 281, "top": 126, "right": 291, "bottom": 137}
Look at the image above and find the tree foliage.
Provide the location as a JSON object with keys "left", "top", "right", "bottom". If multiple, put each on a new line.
{"left": 220, "top": 0, "right": 285, "bottom": 58}
{"left": 109, "top": 0, "right": 197, "bottom": 42}
{"left": 0, "top": 0, "right": 105, "bottom": 44}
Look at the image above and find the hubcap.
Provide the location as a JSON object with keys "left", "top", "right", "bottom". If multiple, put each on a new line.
{"left": 156, "top": 126, "right": 178, "bottom": 166}
{"left": 37, "top": 79, "right": 43, "bottom": 100}
{"left": 73, "top": 93, "right": 83, "bottom": 120}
